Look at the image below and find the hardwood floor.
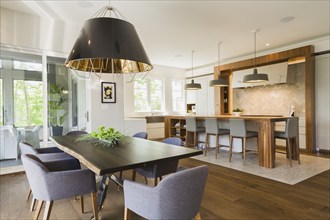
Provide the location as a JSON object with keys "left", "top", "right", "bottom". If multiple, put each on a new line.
{"left": 0, "top": 158, "right": 329, "bottom": 219}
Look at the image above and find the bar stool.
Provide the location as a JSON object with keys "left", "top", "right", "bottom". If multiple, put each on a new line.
{"left": 274, "top": 117, "right": 300, "bottom": 167}
{"left": 204, "top": 118, "right": 230, "bottom": 159}
{"left": 185, "top": 117, "right": 205, "bottom": 148}
{"left": 229, "top": 119, "right": 258, "bottom": 164}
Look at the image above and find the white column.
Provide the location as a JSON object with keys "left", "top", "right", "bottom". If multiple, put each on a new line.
{"left": 42, "top": 53, "right": 48, "bottom": 147}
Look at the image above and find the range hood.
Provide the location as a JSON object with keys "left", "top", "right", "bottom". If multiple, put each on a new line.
{"left": 232, "top": 62, "right": 297, "bottom": 88}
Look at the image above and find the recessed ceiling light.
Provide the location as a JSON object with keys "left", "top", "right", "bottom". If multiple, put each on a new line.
{"left": 77, "top": 1, "right": 93, "bottom": 8}
{"left": 265, "top": 43, "right": 270, "bottom": 46}
{"left": 280, "top": 16, "right": 295, "bottom": 23}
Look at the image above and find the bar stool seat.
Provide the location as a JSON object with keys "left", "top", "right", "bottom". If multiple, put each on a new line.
{"left": 229, "top": 118, "right": 258, "bottom": 164}
{"left": 204, "top": 118, "right": 230, "bottom": 159}
{"left": 274, "top": 117, "right": 300, "bottom": 167}
{"left": 185, "top": 117, "right": 205, "bottom": 148}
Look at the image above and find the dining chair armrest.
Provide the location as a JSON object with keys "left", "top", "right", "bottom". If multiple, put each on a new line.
{"left": 44, "top": 169, "right": 96, "bottom": 200}
{"left": 43, "top": 158, "right": 81, "bottom": 171}
{"left": 123, "top": 180, "right": 156, "bottom": 213}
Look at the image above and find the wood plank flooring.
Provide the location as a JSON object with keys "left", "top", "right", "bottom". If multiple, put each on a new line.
{"left": 0, "top": 158, "right": 329, "bottom": 219}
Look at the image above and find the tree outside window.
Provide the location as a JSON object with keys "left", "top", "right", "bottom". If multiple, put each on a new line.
{"left": 13, "top": 80, "right": 43, "bottom": 126}
{"left": 134, "top": 78, "right": 164, "bottom": 112}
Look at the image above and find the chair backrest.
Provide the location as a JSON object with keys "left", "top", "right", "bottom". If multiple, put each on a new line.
{"left": 229, "top": 118, "right": 247, "bottom": 137}
{"left": 132, "top": 132, "right": 148, "bottom": 139}
{"left": 66, "top": 130, "right": 88, "bottom": 136}
{"left": 21, "top": 154, "right": 50, "bottom": 200}
{"left": 19, "top": 141, "right": 39, "bottom": 155}
{"left": 162, "top": 137, "right": 183, "bottom": 146}
{"left": 205, "top": 118, "right": 219, "bottom": 134}
{"left": 285, "top": 117, "right": 299, "bottom": 138}
{"left": 185, "top": 117, "right": 197, "bottom": 132}
{"left": 151, "top": 165, "right": 208, "bottom": 219}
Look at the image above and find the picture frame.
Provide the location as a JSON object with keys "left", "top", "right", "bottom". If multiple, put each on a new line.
{"left": 101, "top": 82, "right": 116, "bottom": 103}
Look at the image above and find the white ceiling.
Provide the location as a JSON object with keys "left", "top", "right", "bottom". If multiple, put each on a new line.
{"left": 1, "top": 0, "right": 329, "bottom": 69}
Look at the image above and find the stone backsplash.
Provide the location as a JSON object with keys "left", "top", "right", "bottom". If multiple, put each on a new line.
{"left": 233, "top": 63, "right": 305, "bottom": 117}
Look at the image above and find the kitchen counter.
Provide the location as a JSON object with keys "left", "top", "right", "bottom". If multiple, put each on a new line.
{"left": 165, "top": 115, "right": 297, "bottom": 168}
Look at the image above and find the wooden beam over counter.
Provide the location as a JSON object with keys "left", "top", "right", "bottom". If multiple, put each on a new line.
{"left": 213, "top": 45, "right": 315, "bottom": 153}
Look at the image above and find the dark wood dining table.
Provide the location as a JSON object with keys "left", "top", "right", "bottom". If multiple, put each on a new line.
{"left": 50, "top": 135, "right": 203, "bottom": 218}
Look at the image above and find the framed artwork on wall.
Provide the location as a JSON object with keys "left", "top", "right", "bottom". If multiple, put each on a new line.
{"left": 101, "top": 82, "right": 116, "bottom": 103}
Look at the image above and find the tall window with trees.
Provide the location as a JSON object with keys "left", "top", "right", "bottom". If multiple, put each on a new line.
{"left": 13, "top": 80, "right": 43, "bottom": 126}
{"left": 172, "top": 80, "right": 185, "bottom": 112}
{"left": 134, "top": 78, "right": 164, "bottom": 112}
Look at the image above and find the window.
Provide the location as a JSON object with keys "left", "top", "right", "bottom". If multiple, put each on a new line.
{"left": 0, "top": 79, "right": 3, "bottom": 125}
{"left": 172, "top": 80, "right": 185, "bottom": 112}
{"left": 13, "top": 80, "right": 43, "bottom": 126}
{"left": 134, "top": 78, "right": 164, "bottom": 112}
{"left": 13, "top": 60, "right": 42, "bottom": 71}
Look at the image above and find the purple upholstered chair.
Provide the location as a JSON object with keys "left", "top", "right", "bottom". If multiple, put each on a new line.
{"left": 19, "top": 141, "right": 78, "bottom": 210}
{"left": 21, "top": 154, "right": 98, "bottom": 220}
{"left": 124, "top": 165, "right": 208, "bottom": 219}
{"left": 132, "top": 137, "right": 184, "bottom": 186}
{"left": 132, "top": 132, "right": 148, "bottom": 139}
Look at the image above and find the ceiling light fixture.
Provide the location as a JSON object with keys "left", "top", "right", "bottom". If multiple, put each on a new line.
{"left": 243, "top": 29, "right": 269, "bottom": 83}
{"left": 209, "top": 41, "right": 229, "bottom": 87}
{"left": 65, "top": 2, "right": 153, "bottom": 79}
{"left": 185, "top": 50, "right": 201, "bottom": 90}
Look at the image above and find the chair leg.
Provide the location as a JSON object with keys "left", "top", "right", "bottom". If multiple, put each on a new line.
{"left": 43, "top": 201, "right": 53, "bottom": 220}
{"left": 132, "top": 170, "right": 136, "bottom": 181}
{"left": 144, "top": 177, "right": 148, "bottom": 185}
{"left": 287, "top": 139, "right": 292, "bottom": 167}
{"left": 229, "top": 136, "right": 233, "bottom": 162}
{"left": 91, "top": 192, "right": 98, "bottom": 220}
{"left": 26, "top": 188, "right": 32, "bottom": 200}
{"left": 30, "top": 197, "right": 37, "bottom": 212}
{"left": 243, "top": 138, "right": 247, "bottom": 165}
{"left": 33, "top": 200, "right": 43, "bottom": 220}
{"left": 204, "top": 133, "right": 209, "bottom": 156}
{"left": 194, "top": 212, "right": 202, "bottom": 220}
{"left": 154, "top": 178, "right": 158, "bottom": 186}
{"left": 80, "top": 196, "right": 84, "bottom": 213}
{"left": 296, "top": 136, "right": 301, "bottom": 164}
{"left": 215, "top": 134, "right": 219, "bottom": 159}
{"left": 124, "top": 207, "right": 132, "bottom": 220}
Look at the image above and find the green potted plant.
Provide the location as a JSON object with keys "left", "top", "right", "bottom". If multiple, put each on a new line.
{"left": 48, "top": 83, "right": 68, "bottom": 136}
{"left": 232, "top": 108, "right": 243, "bottom": 116}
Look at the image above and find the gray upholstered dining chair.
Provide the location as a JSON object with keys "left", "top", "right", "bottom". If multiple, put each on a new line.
{"left": 21, "top": 154, "right": 98, "bottom": 220}
{"left": 66, "top": 130, "right": 88, "bottom": 135}
{"left": 19, "top": 141, "right": 77, "bottom": 209}
{"left": 229, "top": 119, "right": 258, "bottom": 164}
{"left": 132, "top": 137, "right": 183, "bottom": 186}
{"left": 204, "top": 118, "right": 230, "bottom": 159}
{"left": 185, "top": 117, "right": 205, "bottom": 148}
{"left": 274, "top": 117, "right": 300, "bottom": 167}
{"left": 132, "top": 131, "right": 148, "bottom": 139}
{"left": 124, "top": 165, "right": 208, "bottom": 220}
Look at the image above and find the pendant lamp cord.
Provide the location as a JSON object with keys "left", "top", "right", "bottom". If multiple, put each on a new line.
{"left": 191, "top": 50, "right": 195, "bottom": 78}
{"left": 218, "top": 41, "right": 222, "bottom": 78}
{"left": 253, "top": 29, "right": 259, "bottom": 71}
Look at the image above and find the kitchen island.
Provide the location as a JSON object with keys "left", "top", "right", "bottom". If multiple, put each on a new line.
{"left": 164, "top": 115, "right": 298, "bottom": 168}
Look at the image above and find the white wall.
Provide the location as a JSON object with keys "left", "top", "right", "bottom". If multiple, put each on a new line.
{"left": 123, "top": 65, "right": 186, "bottom": 117}
{"left": 86, "top": 75, "right": 125, "bottom": 133}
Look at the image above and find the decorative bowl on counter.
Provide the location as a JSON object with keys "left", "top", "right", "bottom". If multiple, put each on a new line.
{"left": 233, "top": 112, "right": 242, "bottom": 116}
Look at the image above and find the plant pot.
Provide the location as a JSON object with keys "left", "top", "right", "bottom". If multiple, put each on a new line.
{"left": 52, "top": 126, "right": 63, "bottom": 136}
{"left": 233, "top": 112, "right": 242, "bottom": 116}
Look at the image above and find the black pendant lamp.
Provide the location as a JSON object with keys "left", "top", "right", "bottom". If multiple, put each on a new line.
{"left": 65, "top": 5, "right": 153, "bottom": 74}
{"left": 243, "top": 29, "right": 269, "bottom": 83}
{"left": 209, "top": 41, "right": 229, "bottom": 87}
{"left": 185, "top": 50, "right": 202, "bottom": 90}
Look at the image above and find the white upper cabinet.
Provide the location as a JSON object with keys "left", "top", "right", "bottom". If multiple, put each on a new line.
{"left": 232, "top": 62, "right": 291, "bottom": 88}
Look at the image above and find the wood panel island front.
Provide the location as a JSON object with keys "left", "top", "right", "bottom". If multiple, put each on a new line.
{"left": 165, "top": 115, "right": 298, "bottom": 168}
